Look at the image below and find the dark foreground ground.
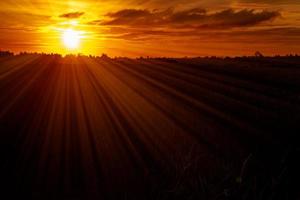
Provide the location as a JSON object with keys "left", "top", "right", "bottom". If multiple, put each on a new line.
{"left": 0, "top": 55, "right": 300, "bottom": 199}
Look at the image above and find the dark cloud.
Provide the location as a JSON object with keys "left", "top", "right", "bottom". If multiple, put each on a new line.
{"left": 196, "top": 9, "right": 281, "bottom": 28}
{"left": 100, "top": 8, "right": 172, "bottom": 26}
{"left": 107, "top": 9, "right": 152, "bottom": 19}
{"left": 59, "top": 12, "right": 85, "bottom": 19}
{"left": 99, "top": 8, "right": 280, "bottom": 28}
{"left": 93, "top": 7, "right": 292, "bottom": 44}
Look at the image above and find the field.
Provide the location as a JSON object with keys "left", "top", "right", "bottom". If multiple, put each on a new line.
{"left": 0, "top": 54, "right": 299, "bottom": 199}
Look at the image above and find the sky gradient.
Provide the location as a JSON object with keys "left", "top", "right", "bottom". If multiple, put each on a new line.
{"left": 0, "top": 0, "right": 300, "bottom": 57}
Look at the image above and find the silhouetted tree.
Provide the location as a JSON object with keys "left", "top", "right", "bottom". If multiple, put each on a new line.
{"left": 255, "top": 51, "right": 264, "bottom": 58}
{"left": 0, "top": 50, "right": 14, "bottom": 57}
{"left": 100, "top": 53, "right": 110, "bottom": 60}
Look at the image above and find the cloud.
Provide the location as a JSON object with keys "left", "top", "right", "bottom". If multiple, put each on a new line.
{"left": 99, "top": 8, "right": 281, "bottom": 28}
{"left": 195, "top": 9, "right": 281, "bottom": 28}
{"left": 0, "top": 11, "right": 53, "bottom": 32}
{"left": 59, "top": 12, "right": 85, "bottom": 19}
{"left": 107, "top": 9, "right": 152, "bottom": 19}
{"left": 91, "top": 7, "right": 287, "bottom": 44}
{"left": 100, "top": 8, "right": 172, "bottom": 27}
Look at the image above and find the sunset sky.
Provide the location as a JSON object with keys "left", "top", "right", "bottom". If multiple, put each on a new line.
{"left": 0, "top": 0, "right": 300, "bottom": 57}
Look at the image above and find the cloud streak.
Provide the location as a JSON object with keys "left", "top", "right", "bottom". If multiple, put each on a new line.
{"left": 98, "top": 8, "right": 281, "bottom": 29}
{"left": 59, "top": 12, "right": 85, "bottom": 19}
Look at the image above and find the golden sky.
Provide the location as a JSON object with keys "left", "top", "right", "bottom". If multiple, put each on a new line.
{"left": 0, "top": 0, "right": 300, "bottom": 57}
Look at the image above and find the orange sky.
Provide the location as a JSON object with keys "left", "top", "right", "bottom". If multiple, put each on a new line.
{"left": 0, "top": 0, "right": 300, "bottom": 57}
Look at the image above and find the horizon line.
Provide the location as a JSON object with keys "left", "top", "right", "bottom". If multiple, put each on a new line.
{"left": 1, "top": 49, "right": 300, "bottom": 59}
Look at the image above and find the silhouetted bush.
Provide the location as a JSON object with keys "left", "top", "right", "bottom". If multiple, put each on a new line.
{"left": 0, "top": 50, "right": 14, "bottom": 57}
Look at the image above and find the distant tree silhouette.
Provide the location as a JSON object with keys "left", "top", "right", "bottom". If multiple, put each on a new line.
{"left": 100, "top": 53, "right": 110, "bottom": 60}
{"left": 0, "top": 49, "right": 299, "bottom": 61}
{"left": 0, "top": 50, "right": 13, "bottom": 57}
{"left": 255, "top": 51, "right": 264, "bottom": 58}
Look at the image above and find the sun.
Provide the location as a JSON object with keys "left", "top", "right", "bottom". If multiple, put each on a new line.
{"left": 62, "top": 29, "right": 80, "bottom": 49}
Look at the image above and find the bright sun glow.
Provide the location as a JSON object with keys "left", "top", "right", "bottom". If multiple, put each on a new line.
{"left": 63, "top": 29, "right": 80, "bottom": 49}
